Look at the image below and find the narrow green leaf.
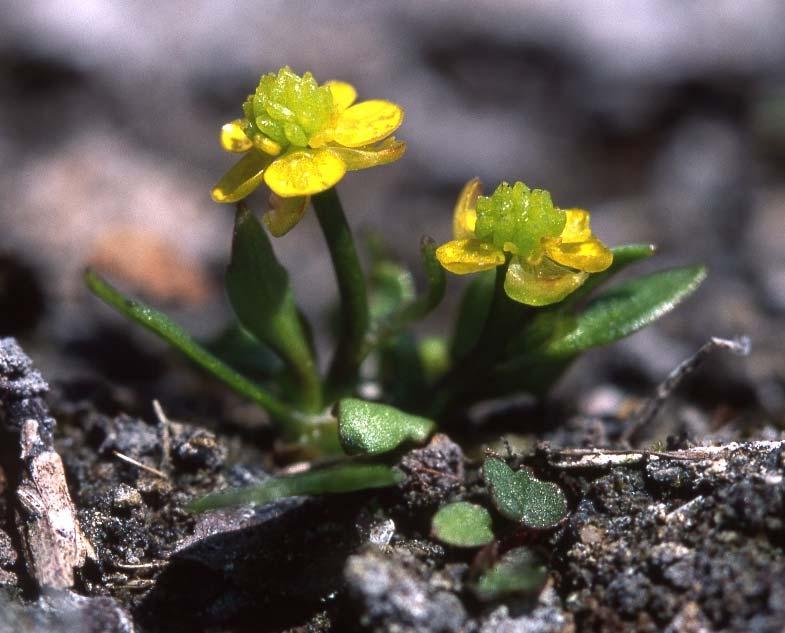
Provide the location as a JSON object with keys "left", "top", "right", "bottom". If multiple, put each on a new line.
{"left": 84, "top": 269, "right": 309, "bottom": 433}
{"left": 187, "top": 463, "right": 402, "bottom": 513}
{"left": 337, "top": 398, "right": 435, "bottom": 456}
{"left": 545, "top": 265, "right": 707, "bottom": 356}
{"left": 205, "top": 322, "right": 283, "bottom": 378}
{"left": 474, "top": 547, "right": 548, "bottom": 600}
{"left": 431, "top": 502, "right": 494, "bottom": 547}
{"left": 504, "top": 243, "right": 657, "bottom": 359}
{"left": 483, "top": 457, "right": 568, "bottom": 529}
{"left": 227, "top": 203, "right": 321, "bottom": 411}
{"left": 397, "top": 237, "right": 447, "bottom": 322}
{"left": 561, "top": 243, "right": 657, "bottom": 307}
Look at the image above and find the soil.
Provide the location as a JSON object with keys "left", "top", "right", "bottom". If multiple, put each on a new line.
{"left": 1, "top": 331, "right": 783, "bottom": 633}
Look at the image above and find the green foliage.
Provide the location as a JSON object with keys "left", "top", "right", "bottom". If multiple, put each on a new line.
{"left": 474, "top": 547, "right": 548, "bottom": 600}
{"left": 187, "top": 462, "right": 402, "bottom": 513}
{"left": 483, "top": 457, "right": 568, "bottom": 528}
{"left": 545, "top": 265, "right": 707, "bottom": 356}
{"left": 431, "top": 502, "right": 494, "bottom": 547}
{"left": 226, "top": 204, "right": 321, "bottom": 410}
{"left": 337, "top": 398, "right": 435, "bottom": 456}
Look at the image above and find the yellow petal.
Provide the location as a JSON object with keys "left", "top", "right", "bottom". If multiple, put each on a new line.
{"left": 251, "top": 133, "right": 282, "bottom": 156}
{"left": 543, "top": 235, "right": 613, "bottom": 273}
{"left": 220, "top": 120, "right": 253, "bottom": 153}
{"left": 504, "top": 257, "right": 588, "bottom": 306}
{"left": 263, "top": 194, "right": 308, "bottom": 237}
{"left": 211, "top": 151, "right": 273, "bottom": 203}
{"left": 325, "top": 80, "right": 357, "bottom": 112}
{"left": 263, "top": 149, "right": 347, "bottom": 197}
{"left": 453, "top": 178, "right": 481, "bottom": 240}
{"left": 331, "top": 100, "right": 404, "bottom": 148}
{"left": 435, "top": 239, "right": 505, "bottom": 275}
{"left": 329, "top": 137, "right": 406, "bottom": 171}
{"left": 559, "top": 208, "right": 592, "bottom": 243}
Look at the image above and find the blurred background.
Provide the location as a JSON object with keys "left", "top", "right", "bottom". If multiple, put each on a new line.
{"left": 1, "top": 1, "right": 784, "bottom": 426}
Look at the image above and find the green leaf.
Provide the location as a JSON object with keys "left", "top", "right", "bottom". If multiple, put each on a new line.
{"left": 483, "top": 457, "right": 568, "bottom": 528}
{"left": 560, "top": 243, "right": 657, "bottom": 307}
{"left": 205, "top": 322, "right": 283, "bottom": 378}
{"left": 367, "top": 237, "right": 447, "bottom": 353}
{"left": 450, "top": 269, "right": 495, "bottom": 361}
{"left": 187, "top": 462, "right": 403, "bottom": 513}
{"left": 431, "top": 502, "right": 494, "bottom": 547}
{"left": 369, "top": 260, "right": 415, "bottom": 322}
{"left": 504, "top": 243, "right": 657, "bottom": 359}
{"left": 84, "top": 269, "right": 308, "bottom": 434}
{"left": 545, "top": 265, "right": 707, "bottom": 356}
{"left": 227, "top": 203, "right": 321, "bottom": 411}
{"left": 337, "top": 398, "right": 436, "bottom": 456}
{"left": 397, "top": 237, "right": 447, "bottom": 322}
{"left": 474, "top": 547, "right": 548, "bottom": 600}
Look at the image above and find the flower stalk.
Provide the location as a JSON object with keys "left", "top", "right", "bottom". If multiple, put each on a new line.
{"left": 312, "top": 187, "right": 370, "bottom": 400}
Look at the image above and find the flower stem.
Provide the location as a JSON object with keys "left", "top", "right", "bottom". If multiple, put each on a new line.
{"left": 311, "top": 187, "right": 369, "bottom": 401}
{"left": 430, "top": 256, "right": 526, "bottom": 416}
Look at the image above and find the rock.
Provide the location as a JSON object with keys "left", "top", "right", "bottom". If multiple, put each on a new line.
{"left": 344, "top": 546, "right": 467, "bottom": 633}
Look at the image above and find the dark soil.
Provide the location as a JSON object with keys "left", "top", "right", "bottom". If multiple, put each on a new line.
{"left": 1, "top": 335, "right": 784, "bottom": 633}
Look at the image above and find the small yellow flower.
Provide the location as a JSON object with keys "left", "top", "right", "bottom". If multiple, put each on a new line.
{"left": 436, "top": 179, "right": 613, "bottom": 306}
{"left": 211, "top": 67, "right": 406, "bottom": 236}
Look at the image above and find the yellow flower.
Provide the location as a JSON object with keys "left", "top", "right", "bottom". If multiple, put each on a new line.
{"left": 435, "top": 179, "right": 613, "bottom": 306}
{"left": 211, "top": 67, "right": 406, "bottom": 236}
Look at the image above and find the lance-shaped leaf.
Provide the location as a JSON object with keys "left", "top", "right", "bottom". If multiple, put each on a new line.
{"left": 431, "top": 502, "right": 494, "bottom": 547}
{"left": 337, "top": 398, "right": 435, "bottom": 456}
{"left": 226, "top": 203, "right": 320, "bottom": 409}
{"left": 544, "top": 265, "right": 707, "bottom": 356}
{"left": 84, "top": 269, "right": 306, "bottom": 431}
{"left": 505, "top": 243, "right": 658, "bottom": 359}
{"left": 187, "top": 462, "right": 403, "bottom": 513}
{"left": 483, "top": 457, "right": 568, "bottom": 529}
{"left": 474, "top": 547, "right": 548, "bottom": 600}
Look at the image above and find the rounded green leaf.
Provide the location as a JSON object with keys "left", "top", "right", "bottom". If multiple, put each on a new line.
{"left": 483, "top": 457, "right": 568, "bottom": 528}
{"left": 474, "top": 546, "right": 547, "bottom": 600}
{"left": 431, "top": 502, "right": 494, "bottom": 548}
{"left": 337, "top": 398, "right": 436, "bottom": 456}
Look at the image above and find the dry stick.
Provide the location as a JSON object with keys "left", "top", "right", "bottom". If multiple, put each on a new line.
{"left": 622, "top": 335, "right": 751, "bottom": 446}
{"left": 152, "top": 399, "right": 172, "bottom": 471}
{"left": 113, "top": 451, "right": 168, "bottom": 479}
{"left": 547, "top": 440, "right": 784, "bottom": 469}
{"left": 0, "top": 337, "right": 95, "bottom": 590}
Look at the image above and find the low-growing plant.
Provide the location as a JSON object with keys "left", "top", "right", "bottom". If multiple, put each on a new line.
{"left": 86, "top": 66, "right": 705, "bottom": 525}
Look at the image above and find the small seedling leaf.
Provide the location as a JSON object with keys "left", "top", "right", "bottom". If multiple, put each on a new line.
{"left": 483, "top": 457, "right": 568, "bottom": 528}
{"left": 337, "top": 398, "right": 436, "bottom": 456}
{"left": 431, "top": 502, "right": 494, "bottom": 547}
{"left": 474, "top": 546, "right": 548, "bottom": 600}
{"left": 187, "top": 463, "right": 403, "bottom": 513}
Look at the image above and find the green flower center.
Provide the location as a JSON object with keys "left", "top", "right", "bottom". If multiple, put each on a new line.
{"left": 242, "top": 67, "right": 334, "bottom": 149}
{"left": 474, "top": 182, "right": 566, "bottom": 259}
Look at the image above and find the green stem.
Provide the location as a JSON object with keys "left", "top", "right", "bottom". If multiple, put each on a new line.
{"left": 85, "top": 269, "right": 311, "bottom": 438}
{"left": 312, "top": 187, "right": 369, "bottom": 401}
{"left": 430, "top": 257, "right": 523, "bottom": 416}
